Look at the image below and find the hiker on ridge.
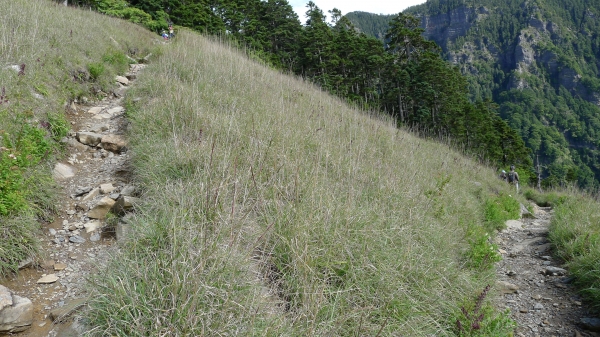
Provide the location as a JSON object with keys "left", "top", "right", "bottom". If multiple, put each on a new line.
{"left": 507, "top": 165, "right": 520, "bottom": 193}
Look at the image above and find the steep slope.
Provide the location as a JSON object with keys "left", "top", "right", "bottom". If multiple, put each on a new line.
{"left": 84, "top": 28, "right": 522, "bottom": 337}
{"left": 403, "top": 0, "right": 600, "bottom": 188}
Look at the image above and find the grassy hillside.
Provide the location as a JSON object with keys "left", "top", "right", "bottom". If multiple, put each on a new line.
{"left": 83, "top": 28, "right": 523, "bottom": 335}
{"left": 0, "top": 0, "right": 157, "bottom": 273}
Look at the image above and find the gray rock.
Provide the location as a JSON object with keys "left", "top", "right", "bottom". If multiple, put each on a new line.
{"left": 53, "top": 163, "right": 76, "bottom": 180}
{"left": 49, "top": 228, "right": 57, "bottom": 236}
{"left": 120, "top": 185, "right": 136, "bottom": 196}
{"left": 545, "top": 266, "right": 567, "bottom": 276}
{"left": 109, "top": 193, "right": 120, "bottom": 200}
{"left": 90, "top": 124, "right": 109, "bottom": 133}
{"left": 17, "top": 258, "right": 33, "bottom": 269}
{"left": 76, "top": 132, "right": 103, "bottom": 146}
{"left": 115, "top": 76, "right": 129, "bottom": 86}
{"left": 83, "top": 220, "right": 101, "bottom": 233}
{"left": 49, "top": 298, "right": 87, "bottom": 322}
{"left": 81, "top": 188, "right": 100, "bottom": 202}
{"left": 581, "top": 317, "right": 600, "bottom": 332}
{"left": 107, "top": 106, "right": 124, "bottom": 115}
{"left": 60, "top": 138, "right": 88, "bottom": 152}
{"left": 55, "top": 316, "right": 89, "bottom": 337}
{"left": 505, "top": 220, "right": 524, "bottom": 230}
{"left": 0, "top": 294, "right": 33, "bottom": 333}
{"left": 37, "top": 274, "right": 59, "bottom": 284}
{"left": 534, "top": 303, "right": 544, "bottom": 310}
{"left": 69, "top": 235, "right": 86, "bottom": 244}
{"left": 99, "top": 134, "right": 127, "bottom": 153}
{"left": 497, "top": 281, "right": 519, "bottom": 294}
{"left": 90, "top": 233, "right": 101, "bottom": 242}
{"left": 87, "top": 107, "right": 103, "bottom": 114}
{"left": 88, "top": 197, "right": 116, "bottom": 219}
{"left": 111, "top": 196, "right": 140, "bottom": 216}
{"left": 100, "top": 183, "right": 115, "bottom": 194}
{"left": 0, "top": 286, "right": 13, "bottom": 312}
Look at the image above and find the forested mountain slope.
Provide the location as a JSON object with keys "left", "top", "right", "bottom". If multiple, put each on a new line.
{"left": 402, "top": 0, "right": 600, "bottom": 188}
{"left": 344, "top": 11, "right": 394, "bottom": 40}
{"left": 348, "top": 1, "right": 600, "bottom": 188}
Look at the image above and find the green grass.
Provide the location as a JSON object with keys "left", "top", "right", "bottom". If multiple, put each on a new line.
{"left": 549, "top": 192, "right": 600, "bottom": 312}
{"left": 524, "top": 188, "right": 569, "bottom": 207}
{"left": 0, "top": 0, "right": 158, "bottom": 274}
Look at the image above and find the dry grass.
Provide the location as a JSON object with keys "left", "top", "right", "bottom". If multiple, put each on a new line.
{"left": 86, "top": 31, "right": 518, "bottom": 336}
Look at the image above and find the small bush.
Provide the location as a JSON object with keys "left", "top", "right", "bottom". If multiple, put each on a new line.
{"left": 45, "top": 112, "right": 70, "bottom": 141}
{"left": 465, "top": 228, "right": 502, "bottom": 270}
{"left": 102, "top": 49, "right": 130, "bottom": 73}
{"left": 0, "top": 123, "right": 51, "bottom": 216}
{"left": 0, "top": 216, "right": 41, "bottom": 275}
{"left": 454, "top": 285, "right": 516, "bottom": 336}
{"left": 87, "top": 62, "right": 105, "bottom": 80}
{"left": 484, "top": 193, "right": 520, "bottom": 232}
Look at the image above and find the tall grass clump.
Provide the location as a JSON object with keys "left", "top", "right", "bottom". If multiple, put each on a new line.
{"left": 86, "top": 29, "right": 518, "bottom": 336}
{"left": 0, "top": 0, "right": 157, "bottom": 274}
{"left": 549, "top": 192, "right": 600, "bottom": 311}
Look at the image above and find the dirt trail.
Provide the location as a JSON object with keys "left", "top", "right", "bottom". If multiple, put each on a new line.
{"left": 495, "top": 205, "right": 598, "bottom": 337}
{"left": 1, "top": 65, "right": 144, "bottom": 336}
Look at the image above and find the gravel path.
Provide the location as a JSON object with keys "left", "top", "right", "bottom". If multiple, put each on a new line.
{"left": 2, "top": 65, "right": 144, "bottom": 336}
{"left": 495, "top": 206, "right": 599, "bottom": 337}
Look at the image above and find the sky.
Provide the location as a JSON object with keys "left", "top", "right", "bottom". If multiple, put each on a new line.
{"left": 288, "top": 0, "right": 427, "bottom": 22}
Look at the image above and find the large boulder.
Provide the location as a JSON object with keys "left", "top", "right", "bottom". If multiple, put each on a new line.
{"left": 0, "top": 289, "right": 33, "bottom": 333}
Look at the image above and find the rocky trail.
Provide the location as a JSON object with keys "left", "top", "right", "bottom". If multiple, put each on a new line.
{"left": 496, "top": 205, "right": 600, "bottom": 337}
{"left": 0, "top": 65, "right": 145, "bottom": 336}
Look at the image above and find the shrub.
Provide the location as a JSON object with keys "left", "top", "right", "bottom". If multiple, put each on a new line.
{"left": 465, "top": 227, "right": 502, "bottom": 270}
{"left": 45, "top": 112, "right": 70, "bottom": 141}
{"left": 454, "top": 285, "right": 516, "bottom": 336}
{"left": 87, "top": 62, "right": 105, "bottom": 81}
{"left": 484, "top": 193, "right": 520, "bottom": 232}
{"left": 0, "top": 123, "right": 51, "bottom": 216}
{"left": 102, "top": 49, "right": 130, "bottom": 74}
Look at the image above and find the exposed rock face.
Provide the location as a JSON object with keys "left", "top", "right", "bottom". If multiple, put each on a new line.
{"left": 0, "top": 287, "right": 33, "bottom": 333}
{"left": 418, "top": 5, "right": 599, "bottom": 106}
{"left": 421, "top": 6, "right": 477, "bottom": 48}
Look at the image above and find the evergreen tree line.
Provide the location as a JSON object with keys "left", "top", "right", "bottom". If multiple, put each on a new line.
{"left": 73, "top": 0, "right": 533, "bottom": 170}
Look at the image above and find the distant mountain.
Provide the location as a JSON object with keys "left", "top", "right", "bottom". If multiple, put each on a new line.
{"left": 411, "top": 0, "right": 600, "bottom": 188}
{"left": 350, "top": 1, "right": 600, "bottom": 188}
{"left": 344, "top": 11, "right": 394, "bottom": 40}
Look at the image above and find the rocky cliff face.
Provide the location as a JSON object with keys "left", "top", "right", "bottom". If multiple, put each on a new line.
{"left": 417, "top": 4, "right": 600, "bottom": 106}
{"left": 420, "top": 6, "right": 479, "bottom": 46}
